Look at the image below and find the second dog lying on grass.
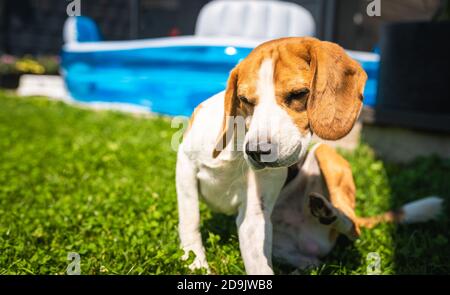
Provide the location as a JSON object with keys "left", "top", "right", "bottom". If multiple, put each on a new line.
{"left": 272, "top": 143, "right": 443, "bottom": 269}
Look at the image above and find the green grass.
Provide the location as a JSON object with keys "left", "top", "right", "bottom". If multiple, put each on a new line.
{"left": 0, "top": 91, "right": 448, "bottom": 275}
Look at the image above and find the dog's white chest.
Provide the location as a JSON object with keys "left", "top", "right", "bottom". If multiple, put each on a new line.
{"left": 196, "top": 159, "right": 248, "bottom": 215}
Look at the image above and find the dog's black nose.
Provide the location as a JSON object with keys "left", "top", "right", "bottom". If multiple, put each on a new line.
{"left": 245, "top": 142, "right": 272, "bottom": 163}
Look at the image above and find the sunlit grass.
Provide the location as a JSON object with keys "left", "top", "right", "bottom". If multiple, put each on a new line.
{"left": 0, "top": 92, "right": 448, "bottom": 274}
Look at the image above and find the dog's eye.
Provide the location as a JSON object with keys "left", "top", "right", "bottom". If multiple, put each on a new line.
{"left": 285, "top": 88, "right": 310, "bottom": 102}
{"left": 238, "top": 96, "right": 254, "bottom": 106}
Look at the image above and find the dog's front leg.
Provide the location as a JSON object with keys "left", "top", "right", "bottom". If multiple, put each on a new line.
{"left": 236, "top": 168, "right": 287, "bottom": 275}
{"left": 176, "top": 149, "right": 209, "bottom": 272}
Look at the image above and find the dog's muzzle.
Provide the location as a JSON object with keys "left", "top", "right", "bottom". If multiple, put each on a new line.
{"left": 245, "top": 142, "right": 301, "bottom": 169}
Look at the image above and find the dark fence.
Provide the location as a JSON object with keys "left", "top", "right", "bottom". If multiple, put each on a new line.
{"left": 0, "top": 0, "right": 210, "bottom": 56}
{"left": 0, "top": 0, "right": 391, "bottom": 56}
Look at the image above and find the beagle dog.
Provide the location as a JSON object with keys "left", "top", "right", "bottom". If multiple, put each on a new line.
{"left": 272, "top": 143, "right": 443, "bottom": 269}
{"left": 176, "top": 37, "right": 368, "bottom": 274}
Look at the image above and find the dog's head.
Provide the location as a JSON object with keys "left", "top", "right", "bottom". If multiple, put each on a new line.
{"left": 212, "top": 37, "right": 367, "bottom": 169}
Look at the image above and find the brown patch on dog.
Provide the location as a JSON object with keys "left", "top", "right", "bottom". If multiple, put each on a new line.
{"left": 306, "top": 40, "right": 367, "bottom": 140}
{"left": 212, "top": 37, "right": 367, "bottom": 157}
{"left": 184, "top": 103, "right": 203, "bottom": 138}
{"left": 314, "top": 144, "right": 361, "bottom": 237}
{"left": 212, "top": 67, "right": 240, "bottom": 158}
{"left": 314, "top": 144, "right": 410, "bottom": 233}
{"left": 356, "top": 209, "right": 405, "bottom": 229}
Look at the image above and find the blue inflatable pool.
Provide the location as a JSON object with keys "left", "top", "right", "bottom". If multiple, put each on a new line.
{"left": 62, "top": 44, "right": 252, "bottom": 116}
{"left": 61, "top": 17, "right": 379, "bottom": 116}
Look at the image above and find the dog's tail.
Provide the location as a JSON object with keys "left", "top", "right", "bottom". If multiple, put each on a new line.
{"left": 356, "top": 196, "right": 444, "bottom": 229}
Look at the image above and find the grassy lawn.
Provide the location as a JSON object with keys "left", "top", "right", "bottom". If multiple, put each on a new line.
{"left": 0, "top": 91, "right": 448, "bottom": 275}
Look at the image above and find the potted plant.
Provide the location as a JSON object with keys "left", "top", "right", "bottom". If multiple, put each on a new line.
{"left": 0, "top": 55, "right": 60, "bottom": 89}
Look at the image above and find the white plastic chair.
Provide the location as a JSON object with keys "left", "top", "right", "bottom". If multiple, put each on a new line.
{"left": 195, "top": 0, "right": 316, "bottom": 42}
{"left": 63, "top": 0, "right": 316, "bottom": 51}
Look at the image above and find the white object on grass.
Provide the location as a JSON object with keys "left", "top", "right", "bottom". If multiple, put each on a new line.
{"left": 17, "top": 75, "right": 70, "bottom": 101}
{"left": 401, "top": 196, "right": 444, "bottom": 224}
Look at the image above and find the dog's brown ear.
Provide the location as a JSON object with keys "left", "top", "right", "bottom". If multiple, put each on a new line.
{"left": 307, "top": 40, "right": 367, "bottom": 140}
{"left": 212, "top": 67, "right": 239, "bottom": 158}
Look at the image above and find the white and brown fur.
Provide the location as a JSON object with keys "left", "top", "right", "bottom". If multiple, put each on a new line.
{"left": 272, "top": 143, "right": 443, "bottom": 269}
{"left": 176, "top": 37, "right": 443, "bottom": 274}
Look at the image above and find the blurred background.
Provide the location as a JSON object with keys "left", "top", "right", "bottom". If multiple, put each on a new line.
{"left": 0, "top": 0, "right": 442, "bottom": 55}
{"left": 0, "top": 0, "right": 449, "bottom": 161}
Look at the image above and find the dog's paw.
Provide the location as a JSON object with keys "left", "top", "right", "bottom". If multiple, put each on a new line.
{"left": 182, "top": 247, "right": 211, "bottom": 274}
{"left": 309, "top": 193, "right": 337, "bottom": 225}
{"left": 188, "top": 257, "right": 211, "bottom": 274}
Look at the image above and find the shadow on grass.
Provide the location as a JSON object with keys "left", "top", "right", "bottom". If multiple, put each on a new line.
{"left": 274, "top": 236, "right": 363, "bottom": 274}
{"left": 201, "top": 212, "right": 238, "bottom": 246}
{"left": 384, "top": 155, "right": 450, "bottom": 274}
{"left": 201, "top": 208, "right": 364, "bottom": 274}
{"left": 196, "top": 154, "right": 449, "bottom": 275}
